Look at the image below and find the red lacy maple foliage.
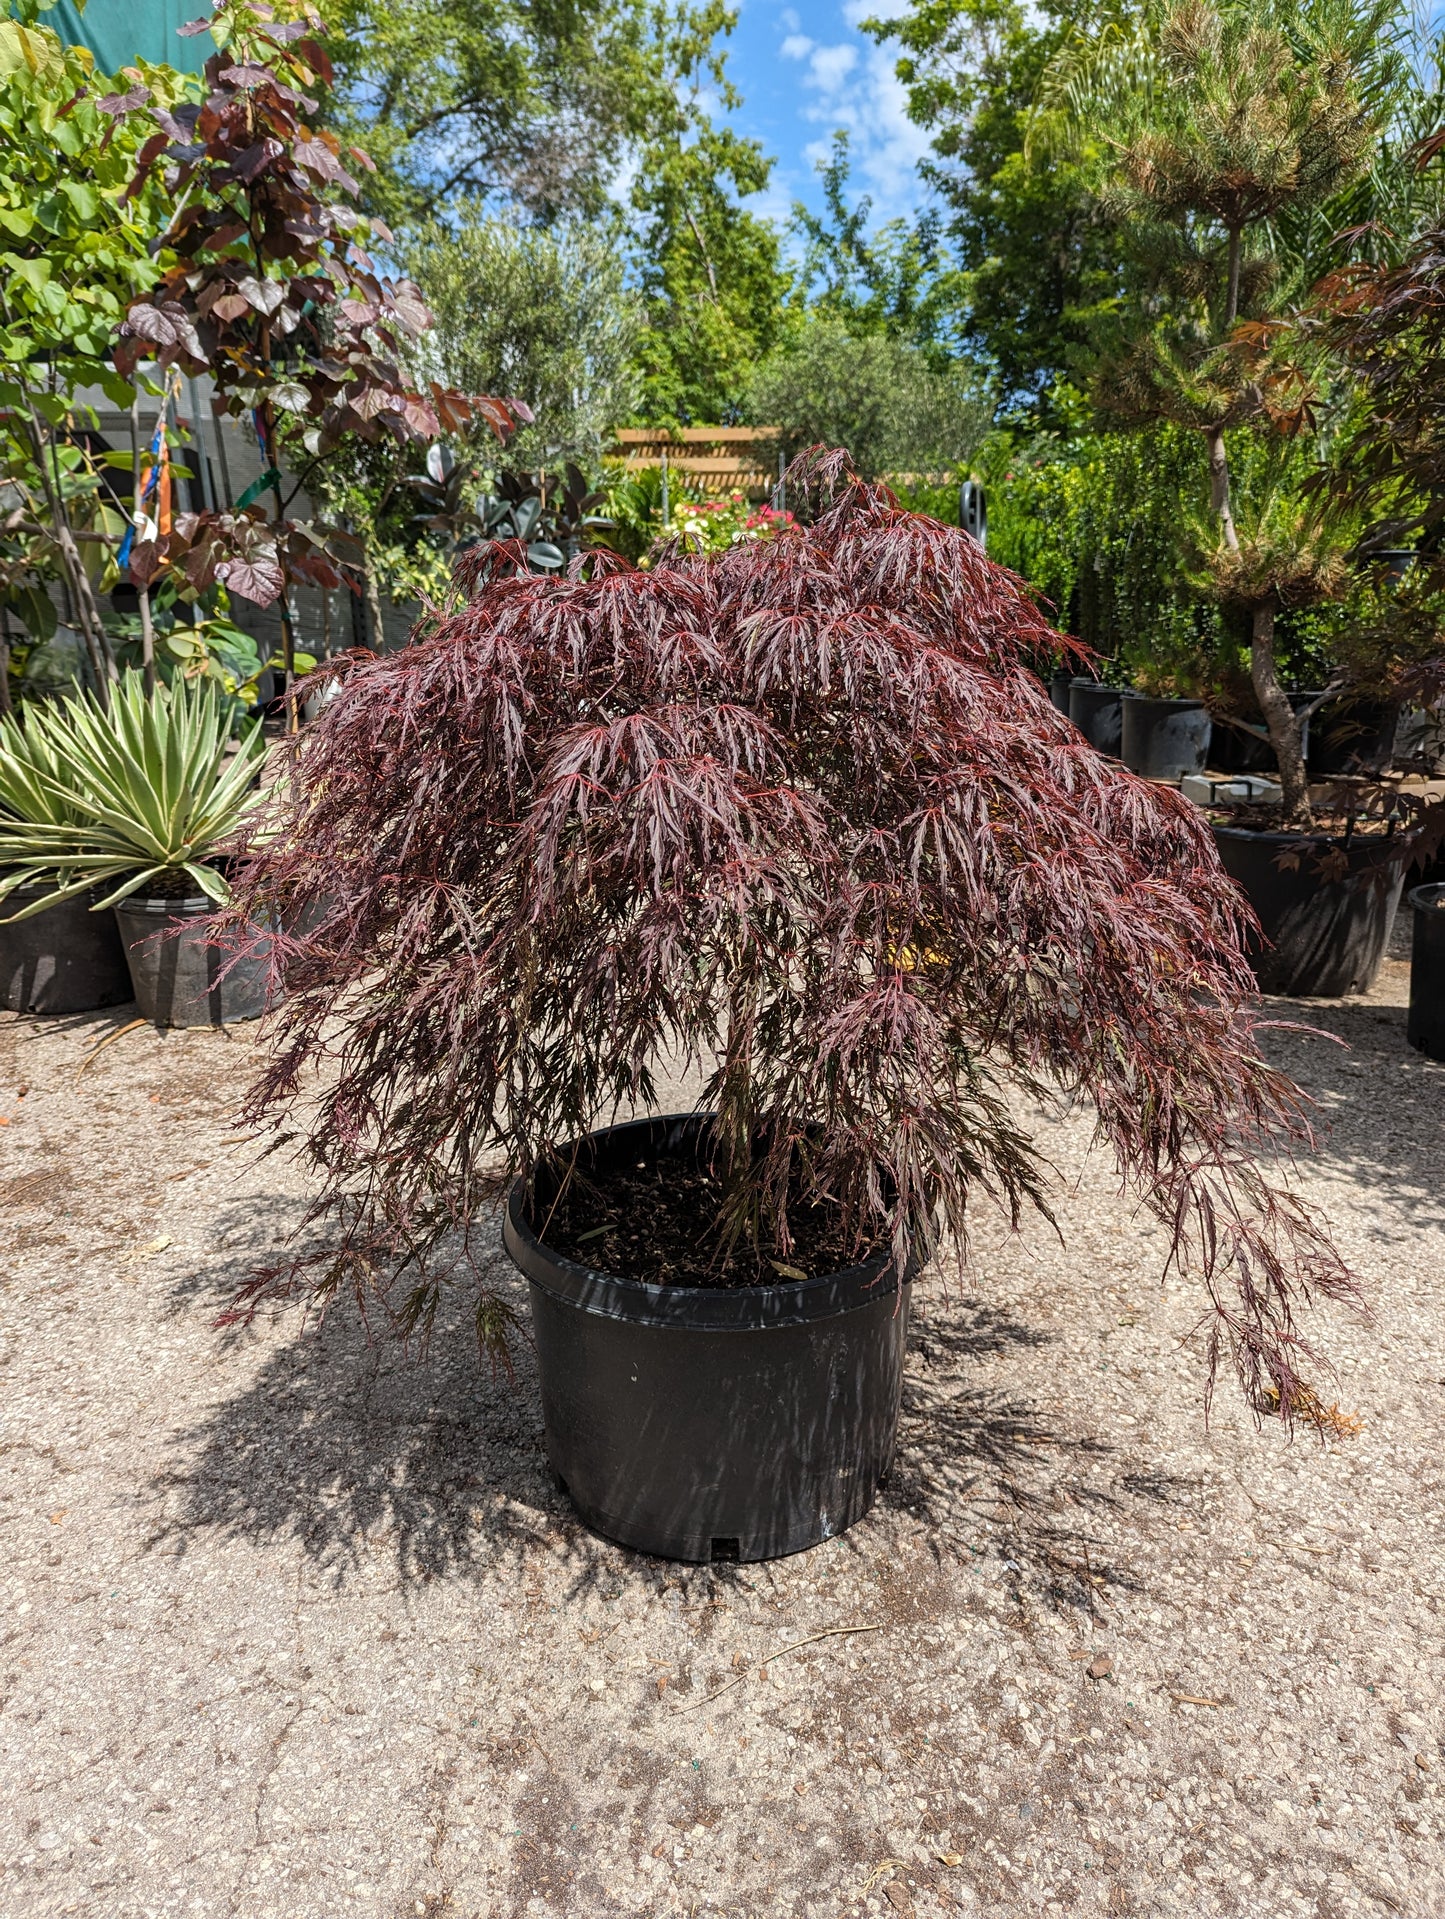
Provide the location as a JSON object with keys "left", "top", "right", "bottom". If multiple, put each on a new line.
{"left": 219, "top": 451, "right": 1356, "bottom": 1422}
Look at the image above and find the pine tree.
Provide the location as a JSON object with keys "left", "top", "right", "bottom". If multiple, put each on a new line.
{"left": 1054, "top": 0, "right": 1397, "bottom": 818}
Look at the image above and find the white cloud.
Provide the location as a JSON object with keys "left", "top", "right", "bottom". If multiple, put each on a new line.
{"left": 778, "top": 2, "right": 930, "bottom": 222}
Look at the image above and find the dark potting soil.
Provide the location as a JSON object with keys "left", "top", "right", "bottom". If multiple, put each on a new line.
{"left": 536, "top": 1151, "right": 878, "bottom": 1289}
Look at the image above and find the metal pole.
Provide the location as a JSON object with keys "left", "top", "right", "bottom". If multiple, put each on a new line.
{"left": 660, "top": 445, "right": 669, "bottom": 529}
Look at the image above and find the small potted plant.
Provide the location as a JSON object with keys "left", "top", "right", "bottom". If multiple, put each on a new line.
{"left": 216, "top": 450, "right": 1363, "bottom": 1565}
{"left": 0, "top": 703, "right": 132, "bottom": 1014}
{"left": 0, "top": 672, "right": 270, "bottom": 1025}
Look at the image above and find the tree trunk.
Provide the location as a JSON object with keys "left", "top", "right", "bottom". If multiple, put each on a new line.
{"left": 365, "top": 562, "right": 386, "bottom": 655}
{"left": 1205, "top": 426, "right": 1239, "bottom": 553}
{"left": 137, "top": 585, "right": 157, "bottom": 696}
{"left": 1225, "top": 225, "right": 1243, "bottom": 330}
{"left": 23, "top": 398, "right": 114, "bottom": 695}
{"left": 1251, "top": 602, "right": 1311, "bottom": 825}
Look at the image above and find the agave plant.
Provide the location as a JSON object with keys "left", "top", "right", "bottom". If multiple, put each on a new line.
{"left": 0, "top": 671, "right": 267, "bottom": 917}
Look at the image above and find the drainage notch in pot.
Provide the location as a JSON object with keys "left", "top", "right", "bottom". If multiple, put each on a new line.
{"left": 502, "top": 1112, "right": 913, "bottom": 1564}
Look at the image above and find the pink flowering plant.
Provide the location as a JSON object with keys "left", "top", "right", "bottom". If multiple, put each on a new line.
{"left": 671, "top": 491, "right": 794, "bottom": 556}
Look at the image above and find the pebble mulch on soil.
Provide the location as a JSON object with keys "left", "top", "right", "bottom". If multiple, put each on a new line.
{"left": 1, "top": 953, "right": 1442, "bottom": 1918}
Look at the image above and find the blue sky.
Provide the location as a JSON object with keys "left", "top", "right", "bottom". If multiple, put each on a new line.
{"left": 720, "top": 0, "right": 932, "bottom": 234}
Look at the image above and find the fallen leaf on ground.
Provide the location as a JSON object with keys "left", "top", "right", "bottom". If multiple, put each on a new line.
{"left": 1415, "top": 1754, "right": 1430, "bottom": 1771}
{"left": 651, "top": 1843, "right": 665, "bottom": 1858}
{"left": 137, "top": 1235, "right": 171, "bottom": 1257}
{"left": 49, "top": 1511, "right": 67, "bottom": 1525}
{"left": 1088, "top": 1654, "right": 1114, "bottom": 1679}
{"left": 656, "top": 1675, "right": 669, "bottom": 1696}
{"left": 794, "top": 1780, "right": 807, "bottom": 1796}
{"left": 935, "top": 1851, "right": 965, "bottom": 1866}
{"left": 858, "top": 1859, "right": 908, "bottom": 1895}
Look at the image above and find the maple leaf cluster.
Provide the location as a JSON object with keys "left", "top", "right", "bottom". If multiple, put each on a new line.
{"left": 106, "top": 1, "right": 528, "bottom": 606}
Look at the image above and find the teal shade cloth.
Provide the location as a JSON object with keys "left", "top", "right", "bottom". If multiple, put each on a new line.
{"left": 51, "top": 0, "right": 214, "bottom": 75}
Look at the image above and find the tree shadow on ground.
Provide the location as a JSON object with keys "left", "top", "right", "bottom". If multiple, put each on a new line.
{"left": 880, "top": 1294, "right": 1204, "bottom": 1619}
{"left": 153, "top": 1228, "right": 1197, "bottom": 1613}
{"left": 1260, "top": 988, "right": 1445, "bottom": 1234}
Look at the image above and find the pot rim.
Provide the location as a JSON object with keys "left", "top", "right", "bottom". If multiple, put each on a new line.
{"left": 113, "top": 893, "right": 220, "bottom": 917}
{"left": 504, "top": 1112, "right": 913, "bottom": 1331}
{"left": 1120, "top": 690, "right": 1207, "bottom": 708}
{"left": 1211, "top": 821, "right": 1407, "bottom": 858}
{"left": 1409, "top": 882, "right": 1445, "bottom": 911}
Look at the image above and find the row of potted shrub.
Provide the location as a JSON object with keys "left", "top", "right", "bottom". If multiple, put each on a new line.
{"left": 1052, "top": 672, "right": 1444, "bottom": 1002}
{"left": 0, "top": 674, "right": 271, "bottom": 1026}
{"left": 1049, "top": 675, "right": 1404, "bottom": 784}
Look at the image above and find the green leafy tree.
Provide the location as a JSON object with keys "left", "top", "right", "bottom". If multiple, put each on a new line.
{"left": 746, "top": 312, "right": 991, "bottom": 481}
{"left": 790, "top": 133, "right": 953, "bottom": 355}
{"left": 325, "top": 0, "right": 653, "bottom": 229}
{"left": 626, "top": 0, "right": 790, "bottom": 424}
{"left": 408, "top": 211, "right": 642, "bottom": 469}
{"left": 0, "top": 2, "right": 179, "bottom": 693}
{"left": 867, "top": 0, "right": 1130, "bottom": 417}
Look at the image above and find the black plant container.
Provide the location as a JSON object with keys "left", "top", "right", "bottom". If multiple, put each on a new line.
{"left": 114, "top": 893, "right": 274, "bottom": 1026}
{"left": 1121, "top": 693, "right": 1212, "bottom": 781}
{"left": 0, "top": 884, "right": 132, "bottom": 1014}
{"left": 1068, "top": 679, "right": 1123, "bottom": 756}
{"left": 1213, "top": 824, "right": 1405, "bottom": 997}
{"left": 503, "top": 1113, "right": 912, "bottom": 1564}
{"left": 1049, "top": 670, "right": 1073, "bottom": 714}
{"left": 1407, "top": 884, "right": 1445, "bottom": 1062}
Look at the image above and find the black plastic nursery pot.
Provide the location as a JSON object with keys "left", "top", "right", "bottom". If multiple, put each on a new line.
{"left": 114, "top": 893, "right": 274, "bottom": 1027}
{"left": 503, "top": 1113, "right": 913, "bottom": 1564}
{"left": 1120, "top": 693, "right": 1212, "bottom": 781}
{"left": 1213, "top": 824, "right": 1406, "bottom": 998}
{"left": 0, "top": 884, "right": 133, "bottom": 1015}
{"left": 1407, "top": 884, "right": 1445, "bottom": 1062}
{"left": 1067, "top": 679, "right": 1123, "bottom": 756}
{"left": 1048, "top": 670, "right": 1073, "bottom": 715}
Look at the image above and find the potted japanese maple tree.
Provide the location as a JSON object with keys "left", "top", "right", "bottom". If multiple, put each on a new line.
{"left": 217, "top": 451, "right": 1360, "bottom": 1564}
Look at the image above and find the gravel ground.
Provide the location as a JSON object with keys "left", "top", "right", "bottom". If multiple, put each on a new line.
{"left": 1, "top": 955, "right": 1442, "bottom": 1919}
